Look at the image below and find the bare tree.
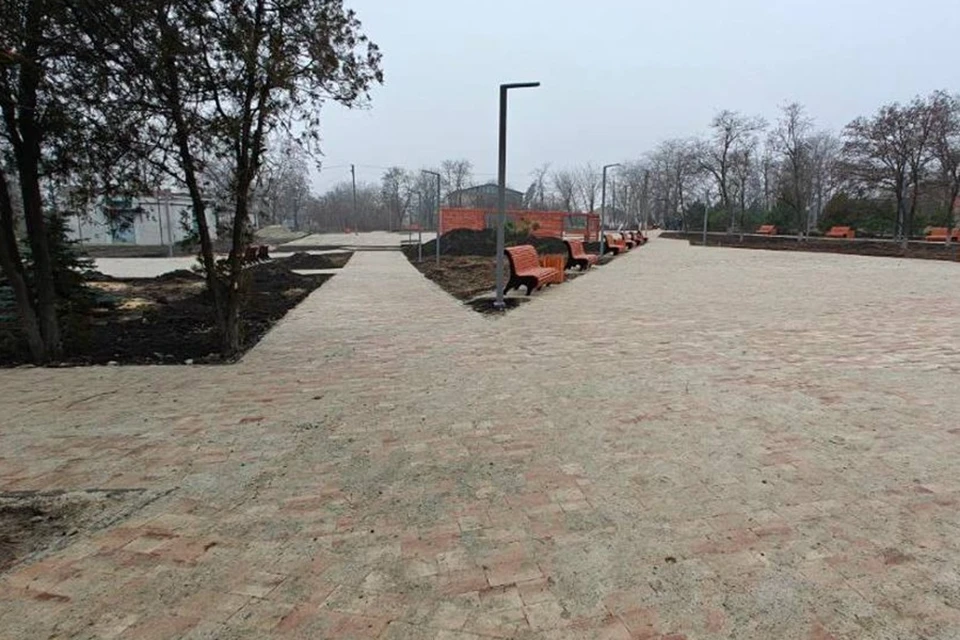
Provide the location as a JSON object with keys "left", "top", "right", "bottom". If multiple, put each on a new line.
{"left": 700, "top": 110, "right": 766, "bottom": 231}
{"left": 729, "top": 147, "right": 756, "bottom": 237}
{"left": 759, "top": 146, "right": 779, "bottom": 215}
{"left": 380, "top": 167, "right": 411, "bottom": 230}
{"left": 552, "top": 169, "right": 578, "bottom": 212}
{"left": 575, "top": 164, "right": 601, "bottom": 213}
{"left": 306, "top": 180, "right": 383, "bottom": 232}
{"left": 770, "top": 103, "right": 814, "bottom": 235}
{"left": 614, "top": 162, "right": 649, "bottom": 227}
{"left": 808, "top": 132, "right": 841, "bottom": 230}
{"left": 645, "top": 140, "right": 702, "bottom": 230}
{"left": 842, "top": 97, "right": 934, "bottom": 245}
{"left": 665, "top": 140, "right": 701, "bottom": 228}
{"left": 526, "top": 163, "right": 551, "bottom": 209}
{"left": 411, "top": 169, "right": 441, "bottom": 228}
{"left": 440, "top": 159, "right": 472, "bottom": 206}
{"left": 929, "top": 91, "right": 960, "bottom": 243}
{"left": 257, "top": 142, "right": 311, "bottom": 231}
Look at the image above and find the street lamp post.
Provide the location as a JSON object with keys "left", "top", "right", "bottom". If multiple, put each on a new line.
{"left": 495, "top": 81, "right": 540, "bottom": 311}
{"left": 599, "top": 163, "right": 621, "bottom": 256}
{"left": 416, "top": 192, "right": 424, "bottom": 262}
{"left": 422, "top": 170, "right": 442, "bottom": 265}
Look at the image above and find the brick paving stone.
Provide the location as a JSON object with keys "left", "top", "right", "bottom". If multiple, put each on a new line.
{"left": 3, "top": 240, "right": 960, "bottom": 638}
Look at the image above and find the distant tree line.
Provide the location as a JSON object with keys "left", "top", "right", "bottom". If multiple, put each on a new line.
{"left": 545, "top": 93, "right": 959, "bottom": 244}
{"left": 295, "top": 159, "right": 475, "bottom": 232}
{"left": 302, "top": 91, "right": 959, "bottom": 246}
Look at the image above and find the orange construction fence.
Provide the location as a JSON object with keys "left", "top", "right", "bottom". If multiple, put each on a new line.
{"left": 439, "top": 208, "right": 600, "bottom": 242}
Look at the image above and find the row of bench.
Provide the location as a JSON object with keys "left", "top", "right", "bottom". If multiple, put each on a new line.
{"left": 757, "top": 225, "right": 856, "bottom": 238}
{"left": 760, "top": 226, "right": 960, "bottom": 241}
{"left": 926, "top": 227, "right": 960, "bottom": 242}
{"left": 504, "top": 233, "right": 648, "bottom": 296}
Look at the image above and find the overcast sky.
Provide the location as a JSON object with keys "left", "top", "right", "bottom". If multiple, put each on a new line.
{"left": 312, "top": 0, "right": 959, "bottom": 193}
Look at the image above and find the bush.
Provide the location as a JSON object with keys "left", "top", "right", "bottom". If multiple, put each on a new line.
{"left": 6, "top": 214, "right": 98, "bottom": 352}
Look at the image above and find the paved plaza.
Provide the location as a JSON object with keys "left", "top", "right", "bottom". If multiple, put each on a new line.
{"left": 2, "top": 238, "right": 960, "bottom": 639}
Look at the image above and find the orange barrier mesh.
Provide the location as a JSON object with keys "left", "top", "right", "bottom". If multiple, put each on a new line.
{"left": 440, "top": 208, "right": 600, "bottom": 242}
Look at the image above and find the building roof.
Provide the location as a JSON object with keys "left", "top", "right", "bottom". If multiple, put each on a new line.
{"left": 449, "top": 183, "right": 524, "bottom": 197}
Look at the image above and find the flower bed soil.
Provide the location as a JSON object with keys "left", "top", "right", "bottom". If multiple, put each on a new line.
{"left": 281, "top": 252, "right": 353, "bottom": 270}
{"left": 0, "top": 262, "right": 332, "bottom": 367}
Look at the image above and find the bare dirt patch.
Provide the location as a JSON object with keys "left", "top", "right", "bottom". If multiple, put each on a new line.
{"left": 412, "top": 255, "right": 497, "bottom": 301}
{"left": 0, "top": 262, "right": 332, "bottom": 367}
{"left": 0, "top": 489, "right": 158, "bottom": 575}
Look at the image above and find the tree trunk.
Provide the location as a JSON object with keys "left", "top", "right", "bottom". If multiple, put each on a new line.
{"left": 946, "top": 180, "right": 959, "bottom": 247}
{"left": 0, "top": 170, "right": 46, "bottom": 361}
{"left": 906, "top": 180, "right": 921, "bottom": 249}
{"left": 157, "top": 9, "right": 226, "bottom": 345}
{"left": 738, "top": 193, "right": 746, "bottom": 242}
{"left": 16, "top": 4, "right": 62, "bottom": 360}
{"left": 222, "top": 185, "right": 251, "bottom": 356}
{"left": 896, "top": 198, "right": 908, "bottom": 249}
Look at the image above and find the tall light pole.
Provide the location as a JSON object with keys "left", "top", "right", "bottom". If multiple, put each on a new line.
{"left": 495, "top": 82, "right": 540, "bottom": 310}
{"left": 599, "top": 163, "right": 621, "bottom": 256}
{"left": 350, "top": 164, "right": 358, "bottom": 231}
{"left": 416, "top": 191, "right": 423, "bottom": 262}
{"left": 422, "top": 170, "right": 442, "bottom": 265}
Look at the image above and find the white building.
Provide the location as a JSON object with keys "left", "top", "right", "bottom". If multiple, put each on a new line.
{"left": 67, "top": 191, "right": 218, "bottom": 246}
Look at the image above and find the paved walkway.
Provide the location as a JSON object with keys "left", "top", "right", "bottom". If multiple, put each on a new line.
{"left": 282, "top": 231, "right": 437, "bottom": 249}
{"left": 3, "top": 241, "right": 960, "bottom": 639}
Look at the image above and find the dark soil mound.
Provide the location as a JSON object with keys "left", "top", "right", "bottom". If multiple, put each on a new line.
{"left": 154, "top": 269, "right": 204, "bottom": 282}
{"left": 246, "top": 261, "right": 319, "bottom": 290}
{"left": 416, "top": 229, "right": 568, "bottom": 257}
{"left": 282, "top": 252, "right": 353, "bottom": 270}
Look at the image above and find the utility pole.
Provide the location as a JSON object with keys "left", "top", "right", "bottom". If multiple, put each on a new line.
{"left": 422, "top": 170, "right": 442, "bottom": 265}
{"left": 416, "top": 192, "right": 423, "bottom": 263}
{"left": 351, "top": 164, "right": 358, "bottom": 230}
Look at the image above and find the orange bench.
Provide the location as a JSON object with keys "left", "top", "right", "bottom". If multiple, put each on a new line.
{"left": 539, "top": 254, "right": 566, "bottom": 284}
{"left": 757, "top": 225, "right": 778, "bottom": 235}
{"left": 604, "top": 233, "right": 627, "bottom": 255}
{"left": 926, "top": 227, "right": 960, "bottom": 242}
{"left": 825, "top": 226, "right": 855, "bottom": 239}
{"left": 505, "top": 245, "right": 560, "bottom": 295}
{"left": 565, "top": 239, "right": 599, "bottom": 270}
